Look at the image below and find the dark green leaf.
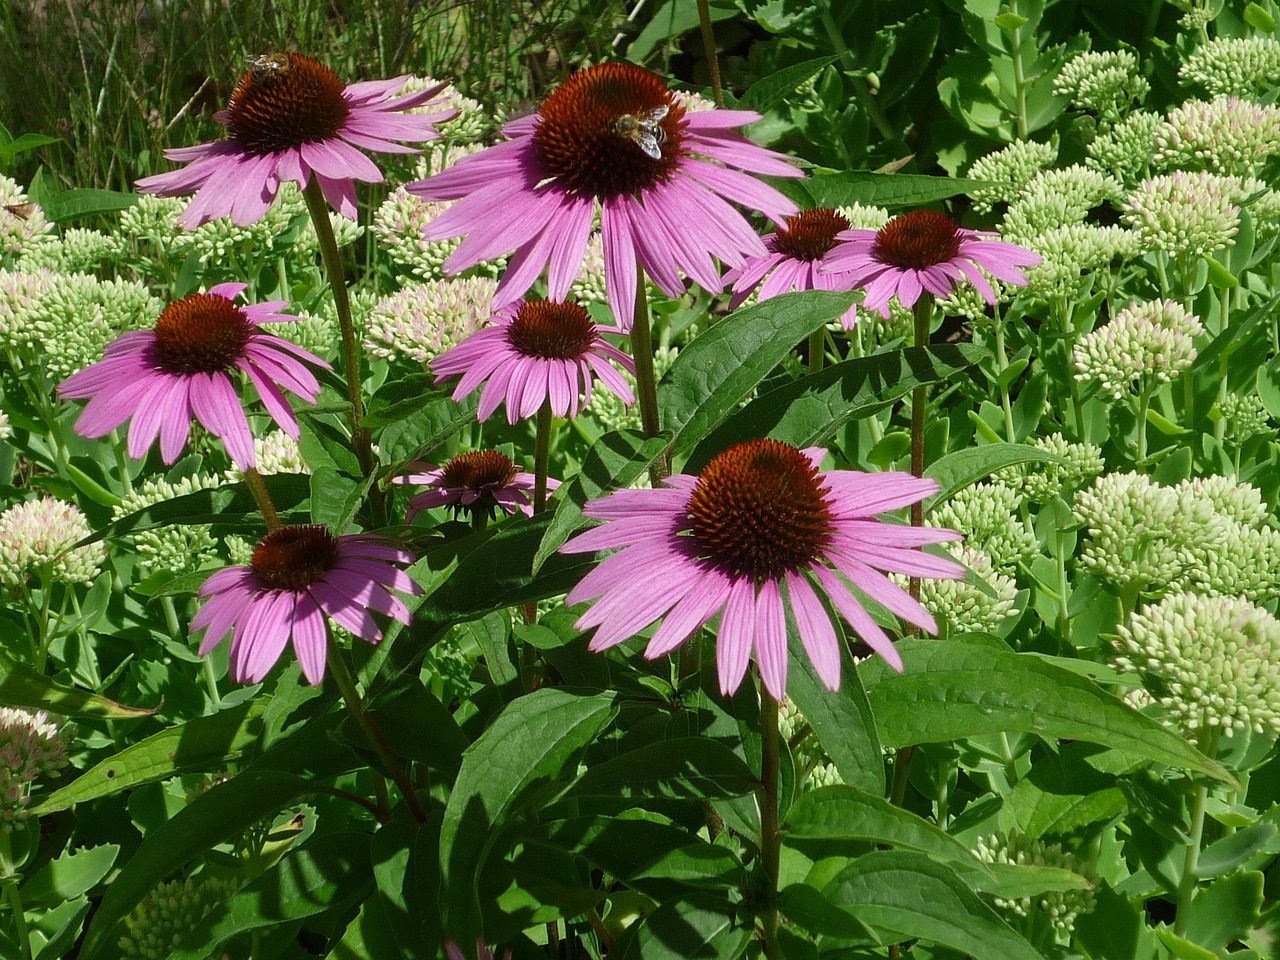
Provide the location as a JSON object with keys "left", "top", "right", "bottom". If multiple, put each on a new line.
{"left": 824, "top": 851, "right": 1041, "bottom": 960}
{"left": 687, "top": 344, "right": 984, "bottom": 473}
{"left": 439, "top": 689, "right": 617, "bottom": 943}
{"left": 861, "top": 641, "right": 1233, "bottom": 782}
{"left": 662, "top": 290, "right": 857, "bottom": 456}
{"left": 0, "top": 132, "right": 60, "bottom": 166}
{"left": 572, "top": 738, "right": 757, "bottom": 800}
{"left": 39, "top": 188, "right": 139, "bottom": 222}
{"left": 77, "top": 770, "right": 315, "bottom": 960}
{"left": 362, "top": 818, "right": 442, "bottom": 958}
{"left": 737, "top": 56, "right": 839, "bottom": 112}
{"left": 530, "top": 814, "right": 704, "bottom": 890}
{"left": 619, "top": 895, "right": 753, "bottom": 960}
{"left": 19, "top": 845, "right": 119, "bottom": 908}
{"left": 0, "top": 646, "right": 155, "bottom": 720}
{"left": 380, "top": 391, "right": 479, "bottom": 463}
{"left": 1185, "top": 871, "right": 1264, "bottom": 953}
{"left": 777, "top": 885, "right": 877, "bottom": 940}
{"left": 925, "top": 442, "right": 1063, "bottom": 504}
{"left": 34, "top": 700, "right": 266, "bottom": 814}
{"left": 1196, "top": 820, "right": 1279, "bottom": 878}
{"left": 802, "top": 172, "right": 994, "bottom": 209}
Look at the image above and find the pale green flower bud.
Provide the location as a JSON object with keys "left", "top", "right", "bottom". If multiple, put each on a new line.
{"left": 112, "top": 476, "right": 223, "bottom": 576}
{"left": 1122, "top": 171, "right": 1240, "bottom": 260}
{"left": 119, "top": 876, "right": 240, "bottom": 960}
{"left": 1086, "top": 109, "right": 1161, "bottom": 188}
{"left": 364, "top": 277, "right": 498, "bottom": 366}
{"left": 974, "top": 830, "right": 1097, "bottom": 938}
{"left": 1073, "top": 299, "right": 1203, "bottom": 400}
{"left": 1180, "top": 36, "right": 1280, "bottom": 99}
{"left": 1054, "top": 50, "right": 1150, "bottom": 124}
{"left": 929, "top": 482, "right": 1037, "bottom": 571}
{"left": 0, "top": 498, "right": 106, "bottom": 587}
{"left": 1154, "top": 96, "right": 1280, "bottom": 176}
{"left": 967, "top": 140, "right": 1059, "bottom": 213}
{"left": 0, "top": 709, "right": 68, "bottom": 831}
{"left": 917, "top": 546, "right": 1018, "bottom": 635}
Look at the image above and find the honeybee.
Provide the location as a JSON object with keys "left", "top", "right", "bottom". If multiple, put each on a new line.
{"left": 3, "top": 203, "right": 36, "bottom": 221}
{"left": 611, "top": 105, "right": 669, "bottom": 160}
{"left": 247, "top": 52, "right": 292, "bottom": 82}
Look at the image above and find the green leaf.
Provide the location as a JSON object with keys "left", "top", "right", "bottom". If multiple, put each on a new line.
{"left": 572, "top": 738, "right": 757, "bottom": 800}
{"left": 687, "top": 344, "right": 984, "bottom": 473}
{"left": 33, "top": 700, "right": 266, "bottom": 814}
{"left": 19, "top": 845, "right": 119, "bottom": 908}
{"left": 824, "top": 850, "right": 1041, "bottom": 960}
{"left": 620, "top": 895, "right": 753, "bottom": 960}
{"left": 802, "top": 172, "right": 993, "bottom": 209}
{"left": 439, "top": 689, "right": 617, "bottom": 943}
{"left": 961, "top": 861, "right": 1092, "bottom": 899}
{"left": 925, "top": 442, "right": 1063, "bottom": 504}
{"left": 379, "top": 390, "right": 479, "bottom": 463}
{"left": 533, "top": 429, "right": 669, "bottom": 572}
{"left": 77, "top": 770, "right": 315, "bottom": 960}
{"left": 661, "top": 290, "right": 857, "bottom": 456}
{"left": 1258, "top": 365, "right": 1280, "bottom": 422}
{"left": 0, "top": 132, "right": 60, "bottom": 167}
{"left": 364, "top": 817, "right": 442, "bottom": 958}
{"left": 777, "top": 884, "right": 877, "bottom": 940}
{"left": 785, "top": 631, "right": 884, "bottom": 796}
{"left": 860, "top": 640, "right": 1232, "bottom": 782}
{"left": 1185, "top": 871, "right": 1264, "bottom": 952}
{"left": 783, "top": 786, "right": 976, "bottom": 865}
{"left": 0, "top": 646, "right": 154, "bottom": 720}
{"left": 168, "top": 832, "right": 375, "bottom": 960}
{"left": 39, "top": 188, "right": 138, "bottom": 222}
{"left": 530, "top": 814, "right": 706, "bottom": 891}
{"left": 632, "top": 843, "right": 747, "bottom": 889}
{"left": 1245, "top": 1, "right": 1277, "bottom": 31}
{"left": 1155, "top": 925, "right": 1220, "bottom": 960}
{"left": 1196, "top": 820, "right": 1280, "bottom": 877}
{"left": 736, "top": 56, "right": 839, "bottom": 112}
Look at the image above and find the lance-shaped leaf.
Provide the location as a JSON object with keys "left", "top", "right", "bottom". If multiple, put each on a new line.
{"left": 0, "top": 647, "right": 154, "bottom": 720}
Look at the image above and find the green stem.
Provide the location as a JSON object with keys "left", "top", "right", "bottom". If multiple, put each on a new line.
{"left": 1136, "top": 383, "right": 1153, "bottom": 464}
{"left": 695, "top": 0, "right": 724, "bottom": 108}
{"left": 1054, "top": 509, "right": 1072, "bottom": 647}
{"left": 807, "top": 328, "right": 826, "bottom": 375}
{"left": 909, "top": 294, "right": 934, "bottom": 613}
{"left": 242, "top": 467, "right": 281, "bottom": 532}
{"left": 889, "top": 745, "right": 916, "bottom": 806}
{"left": 628, "top": 266, "right": 668, "bottom": 484}
{"left": 202, "top": 656, "right": 222, "bottom": 706}
{"left": 301, "top": 178, "right": 380, "bottom": 516}
{"left": 3, "top": 881, "right": 31, "bottom": 960}
{"left": 818, "top": 5, "right": 895, "bottom": 141}
{"left": 759, "top": 688, "right": 782, "bottom": 960}
{"left": 992, "top": 310, "right": 1016, "bottom": 441}
{"left": 326, "top": 632, "right": 428, "bottom": 823}
{"left": 1174, "top": 732, "right": 1218, "bottom": 937}
{"left": 1008, "top": 0, "right": 1030, "bottom": 140}
{"left": 108, "top": 428, "right": 134, "bottom": 495}
{"left": 533, "top": 401, "right": 553, "bottom": 515}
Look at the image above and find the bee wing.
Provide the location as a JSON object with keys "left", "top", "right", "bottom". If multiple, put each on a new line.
{"left": 637, "top": 135, "right": 663, "bottom": 160}
{"left": 641, "top": 105, "right": 670, "bottom": 123}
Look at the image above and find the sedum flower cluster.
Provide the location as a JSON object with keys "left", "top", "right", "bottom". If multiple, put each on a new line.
{"left": 0, "top": 498, "right": 107, "bottom": 588}
{"left": 974, "top": 830, "right": 1098, "bottom": 938}
{"left": 1053, "top": 50, "right": 1150, "bottom": 124}
{"left": 0, "top": 709, "right": 69, "bottom": 831}
{"left": 1085, "top": 109, "right": 1161, "bottom": 188}
{"left": 119, "top": 875, "right": 240, "bottom": 960}
{"left": 998, "top": 433, "right": 1105, "bottom": 505}
{"left": 364, "top": 277, "right": 498, "bottom": 365}
{"left": 0, "top": 176, "right": 54, "bottom": 258}
{"left": 1179, "top": 36, "right": 1280, "bottom": 99}
{"left": 1153, "top": 96, "right": 1280, "bottom": 176}
{"left": 917, "top": 545, "right": 1019, "bottom": 636}
{"left": 111, "top": 475, "right": 225, "bottom": 576}
{"left": 1113, "top": 592, "right": 1280, "bottom": 738}
{"left": 1122, "top": 171, "right": 1240, "bottom": 260}
{"left": 968, "top": 141, "right": 1059, "bottom": 213}
{"left": 1073, "top": 300, "right": 1203, "bottom": 400}
{"left": 929, "top": 482, "right": 1037, "bottom": 572}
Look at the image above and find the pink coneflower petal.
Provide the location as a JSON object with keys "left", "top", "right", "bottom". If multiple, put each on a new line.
{"left": 432, "top": 299, "right": 633, "bottom": 425}
{"left": 408, "top": 62, "right": 799, "bottom": 330}
{"left": 193, "top": 525, "right": 421, "bottom": 685}
{"left": 59, "top": 286, "right": 328, "bottom": 470}
{"left": 561, "top": 440, "right": 960, "bottom": 694}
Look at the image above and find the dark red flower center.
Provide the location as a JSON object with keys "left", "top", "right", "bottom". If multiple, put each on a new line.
{"left": 773, "top": 208, "right": 851, "bottom": 261}
{"left": 226, "top": 53, "right": 350, "bottom": 156}
{"left": 687, "top": 439, "right": 836, "bottom": 582}
{"left": 533, "top": 62, "right": 686, "bottom": 200}
{"left": 152, "top": 292, "right": 254, "bottom": 374}
{"left": 251, "top": 525, "right": 338, "bottom": 590}
{"left": 872, "top": 210, "right": 962, "bottom": 269}
{"left": 439, "top": 451, "right": 519, "bottom": 491}
{"left": 507, "top": 300, "right": 597, "bottom": 359}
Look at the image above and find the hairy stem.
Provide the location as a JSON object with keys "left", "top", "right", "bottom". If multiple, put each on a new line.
{"left": 909, "top": 294, "right": 934, "bottom": 612}
{"left": 759, "top": 688, "right": 782, "bottom": 960}
{"left": 242, "top": 467, "right": 281, "bottom": 532}
{"left": 695, "top": 0, "right": 724, "bottom": 108}
{"left": 629, "top": 266, "right": 669, "bottom": 484}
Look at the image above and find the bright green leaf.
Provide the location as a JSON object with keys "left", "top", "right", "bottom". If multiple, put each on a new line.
{"left": 0, "top": 646, "right": 154, "bottom": 721}
{"left": 737, "top": 56, "right": 839, "bottom": 112}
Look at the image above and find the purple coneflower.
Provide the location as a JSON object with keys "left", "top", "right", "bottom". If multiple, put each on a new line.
{"left": 559, "top": 439, "right": 965, "bottom": 700}
{"left": 408, "top": 62, "right": 800, "bottom": 329}
{"left": 394, "top": 451, "right": 559, "bottom": 521}
{"left": 432, "top": 299, "right": 634, "bottom": 424}
{"left": 723, "top": 208, "right": 861, "bottom": 329}
{"left": 58, "top": 283, "right": 327, "bottom": 471}
{"left": 192, "top": 525, "right": 421, "bottom": 685}
{"left": 823, "top": 210, "right": 1041, "bottom": 316}
{"left": 136, "top": 53, "right": 455, "bottom": 228}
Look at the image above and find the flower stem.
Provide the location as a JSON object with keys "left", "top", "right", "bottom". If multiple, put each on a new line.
{"left": 808, "top": 328, "right": 826, "bottom": 375}
{"left": 1174, "top": 731, "right": 1218, "bottom": 936}
{"left": 533, "top": 401, "right": 553, "bottom": 514}
{"left": 629, "top": 265, "right": 669, "bottom": 484}
{"left": 1136, "top": 383, "right": 1153, "bottom": 464}
{"left": 242, "top": 467, "right": 281, "bottom": 532}
{"left": 759, "top": 687, "right": 782, "bottom": 960}
{"left": 695, "top": 0, "right": 725, "bottom": 108}
{"left": 325, "top": 632, "right": 427, "bottom": 823}
{"left": 909, "top": 294, "right": 934, "bottom": 613}
{"left": 992, "top": 309, "right": 1016, "bottom": 441}
{"left": 301, "top": 178, "right": 380, "bottom": 510}
{"left": 3, "top": 880, "right": 30, "bottom": 960}
{"left": 818, "top": 4, "right": 895, "bottom": 142}
{"left": 1008, "top": 0, "right": 1030, "bottom": 140}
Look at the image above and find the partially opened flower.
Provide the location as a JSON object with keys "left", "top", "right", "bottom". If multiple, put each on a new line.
{"left": 58, "top": 282, "right": 328, "bottom": 470}
{"left": 432, "top": 298, "right": 634, "bottom": 424}
{"left": 823, "top": 210, "right": 1041, "bottom": 317}
{"left": 408, "top": 62, "right": 801, "bottom": 328}
{"left": 722, "top": 208, "right": 860, "bottom": 329}
{"left": 559, "top": 439, "right": 964, "bottom": 700}
{"left": 192, "top": 525, "right": 421, "bottom": 685}
{"left": 394, "top": 450, "right": 559, "bottom": 521}
{"left": 136, "top": 53, "right": 455, "bottom": 228}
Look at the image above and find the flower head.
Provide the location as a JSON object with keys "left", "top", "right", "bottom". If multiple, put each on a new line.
{"left": 0, "top": 708, "right": 68, "bottom": 831}
{"left": 0, "top": 498, "right": 106, "bottom": 587}
{"left": 1113, "top": 592, "right": 1280, "bottom": 737}
{"left": 1074, "top": 299, "right": 1203, "bottom": 400}
{"left": 58, "top": 282, "right": 329, "bottom": 470}
{"left": 0, "top": 176, "right": 53, "bottom": 257}
{"left": 1122, "top": 171, "right": 1240, "bottom": 259}
{"left": 432, "top": 298, "right": 634, "bottom": 424}
{"left": 1179, "top": 37, "right": 1280, "bottom": 99}
{"left": 364, "top": 277, "right": 497, "bottom": 365}
{"left": 559, "top": 439, "right": 964, "bottom": 700}
{"left": 1154, "top": 96, "right": 1280, "bottom": 175}
{"left": 394, "top": 450, "right": 558, "bottom": 521}
{"left": 192, "top": 525, "right": 421, "bottom": 685}
{"left": 136, "top": 53, "right": 455, "bottom": 228}
{"left": 1053, "top": 50, "right": 1149, "bottom": 124}
{"left": 408, "top": 62, "right": 800, "bottom": 328}
{"left": 975, "top": 830, "right": 1097, "bottom": 938}
{"left": 723, "top": 208, "right": 861, "bottom": 329}
{"left": 822, "top": 210, "right": 1040, "bottom": 316}
{"left": 120, "top": 876, "right": 240, "bottom": 960}
{"left": 967, "top": 140, "right": 1059, "bottom": 212}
